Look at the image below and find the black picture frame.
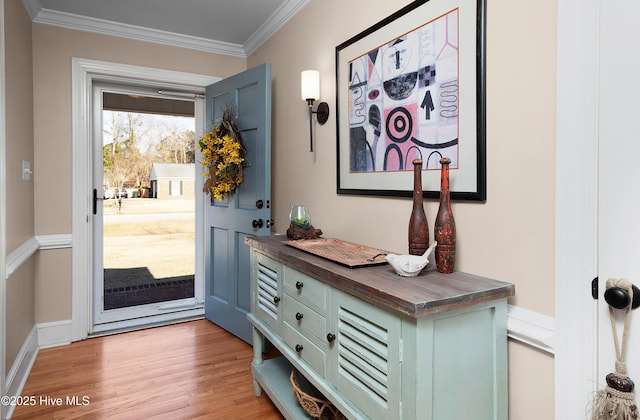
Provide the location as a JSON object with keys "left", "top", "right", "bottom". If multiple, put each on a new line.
{"left": 335, "top": 0, "right": 486, "bottom": 200}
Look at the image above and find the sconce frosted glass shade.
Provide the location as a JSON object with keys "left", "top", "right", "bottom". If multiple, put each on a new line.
{"left": 301, "top": 70, "right": 320, "bottom": 101}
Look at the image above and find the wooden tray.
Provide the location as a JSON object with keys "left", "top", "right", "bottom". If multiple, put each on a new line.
{"left": 285, "top": 238, "right": 392, "bottom": 267}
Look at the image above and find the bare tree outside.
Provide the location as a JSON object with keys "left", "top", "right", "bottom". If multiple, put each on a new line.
{"left": 102, "top": 111, "right": 195, "bottom": 191}
{"left": 156, "top": 126, "right": 196, "bottom": 164}
{"left": 103, "top": 112, "right": 143, "bottom": 192}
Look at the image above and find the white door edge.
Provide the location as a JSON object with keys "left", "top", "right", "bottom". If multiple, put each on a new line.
{"left": 555, "top": 0, "right": 600, "bottom": 418}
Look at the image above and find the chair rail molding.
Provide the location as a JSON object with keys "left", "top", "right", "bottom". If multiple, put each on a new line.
{"left": 507, "top": 305, "right": 555, "bottom": 354}
{"left": 5, "top": 235, "right": 72, "bottom": 280}
{"left": 5, "top": 237, "right": 38, "bottom": 279}
{"left": 37, "top": 234, "right": 73, "bottom": 250}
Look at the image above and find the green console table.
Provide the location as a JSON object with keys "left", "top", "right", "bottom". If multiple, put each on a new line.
{"left": 246, "top": 235, "right": 514, "bottom": 420}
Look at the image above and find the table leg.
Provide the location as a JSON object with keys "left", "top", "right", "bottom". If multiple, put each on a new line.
{"left": 251, "top": 326, "right": 263, "bottom": 396}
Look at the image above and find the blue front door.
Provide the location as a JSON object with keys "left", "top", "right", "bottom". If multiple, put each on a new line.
{"left": 204, "top": 64, "right": 272, "bottom": 344}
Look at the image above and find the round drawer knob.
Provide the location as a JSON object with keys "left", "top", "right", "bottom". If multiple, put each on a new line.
{"left": 296, "top": 281, "right": 304, "bottom": 289}
{"left": 327, "top": 333, "right": 336, "bottom": 343}
{"left": 295, "top": 344, "right": 304, "bottom": 352}
{"left": 273, "top": 296, "right": 280, "bottom": 304}
{"left": 295, "top": 312, "right": 304, "bottom": 321}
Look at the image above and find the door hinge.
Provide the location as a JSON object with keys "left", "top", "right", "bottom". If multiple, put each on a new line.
{"left": 592, "top": 277, "right": 599, "bottom": 300}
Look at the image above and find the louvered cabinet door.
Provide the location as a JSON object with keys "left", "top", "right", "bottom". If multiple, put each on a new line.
{"left": 252, "top": 253, "right": 283, "bottom": 333}
{"left": 328, "top": 289, "right": 402, "bottom": 419}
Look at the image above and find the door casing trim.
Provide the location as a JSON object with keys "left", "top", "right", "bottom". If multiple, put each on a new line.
{"left": 71, "top": 58, "right": 220, "bottom": 341}
{"left": 555, "top": 0, "right": 599, "bottom": 418}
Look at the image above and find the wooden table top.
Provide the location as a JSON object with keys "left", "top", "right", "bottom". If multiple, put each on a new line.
{"left": 246, "top": 235, "right": 515, "bottom": 318}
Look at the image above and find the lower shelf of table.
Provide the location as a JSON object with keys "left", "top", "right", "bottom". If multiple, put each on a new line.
{"left": 252, "top": 356, "right": 314, "bottom": 420}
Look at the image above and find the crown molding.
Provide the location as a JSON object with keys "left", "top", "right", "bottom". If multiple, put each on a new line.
{"left": 244, "top": 0, "right": 311, "bottom": 56}
{"left": 23, "top": 0, "right": 310, "bottom": 58}
{"left": 21, "top": 0, "right": 41, "bottom": 20}
{"left": 31, "top": 7, "right": 247, "bottom": 57}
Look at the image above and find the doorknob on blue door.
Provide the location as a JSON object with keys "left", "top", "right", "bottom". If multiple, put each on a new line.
{"left": 604, "top": 280, "right": 640, "bottom": 310}
{"left": 252, "top": 219, "right": 264, "bottom": 228}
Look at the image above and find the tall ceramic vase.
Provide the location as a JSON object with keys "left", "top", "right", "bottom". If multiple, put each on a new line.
{"left": 408, "top": 159, "right": 429, "bottom": 256}
{"left": 435, "top": 157, "right": 456, "bottom": 273}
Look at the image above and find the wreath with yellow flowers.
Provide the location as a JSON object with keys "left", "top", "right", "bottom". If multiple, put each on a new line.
{"left": 198, "top": 109, "right": 246, "bottom": 200}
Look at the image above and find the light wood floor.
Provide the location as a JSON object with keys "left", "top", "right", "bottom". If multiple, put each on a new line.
{"left": 11, "top": 319, "right": 283, "bottom": 419}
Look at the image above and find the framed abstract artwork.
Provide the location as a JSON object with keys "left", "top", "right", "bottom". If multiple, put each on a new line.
{"left": 335, "top": 0, "right": 486, "bottom": 200}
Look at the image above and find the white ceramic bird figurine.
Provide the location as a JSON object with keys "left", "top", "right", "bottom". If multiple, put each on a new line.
{"left": 386, "top": 241, "right": 437, "bottom": 277}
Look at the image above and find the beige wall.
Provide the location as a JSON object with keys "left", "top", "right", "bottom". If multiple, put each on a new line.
{"left": 250, "top": 0, "right": 556, "bottom": 316}
{"left": 5, "top": 0, "right": 34, "bottom": 252}
{"left": 32, "top": 24, "right": 246, "bottom": 236}
{"left": 34, "top": 249, "right": 72, "bottom": 323}
{"left": 508, "top": 341, "right": 554, "bottom": 418}
{"left": 249, "top": 0, "right": 556, "bottom": 418}
{"left": 5, "top": 0, "right": 36, "bottom": 372}
{"left": 30, "top": 24, "right": 246, "bottom": 323}
{"left": 6, "top": 263, "right": 35, "bottom": 369}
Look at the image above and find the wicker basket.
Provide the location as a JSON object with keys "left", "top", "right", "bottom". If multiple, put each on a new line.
{"left": 290, "top": 369, "right": 346, "bottom": 419}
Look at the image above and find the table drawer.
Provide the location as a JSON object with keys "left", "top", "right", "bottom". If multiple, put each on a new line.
{"left": 283, "top": 323, "right": 327, "bottom": 377}
{"left": 284, "top": 267, "right": 328, "bottom": 313}
{"left": 283, "top": 294, "right": 327, "bottom": 346}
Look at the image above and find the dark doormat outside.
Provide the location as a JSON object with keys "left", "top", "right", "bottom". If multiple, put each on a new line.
{"left": 104, "top": 270, "right": 194, "bottom": 310}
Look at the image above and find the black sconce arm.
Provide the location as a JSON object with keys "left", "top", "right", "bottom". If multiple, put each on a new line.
{"left": 306, "top": 99, "right": 329, "bottom": 152}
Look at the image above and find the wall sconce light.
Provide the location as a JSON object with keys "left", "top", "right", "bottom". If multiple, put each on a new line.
{"left": 301, "top": 70, "right": 329, "bottom": 152}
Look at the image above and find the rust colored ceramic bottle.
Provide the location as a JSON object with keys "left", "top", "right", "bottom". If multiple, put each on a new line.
{"left": 408, "top": 159, "right": 429, "bottom": 255}
{"left": 435, "top": 157, "right": 456, "bottom": 273}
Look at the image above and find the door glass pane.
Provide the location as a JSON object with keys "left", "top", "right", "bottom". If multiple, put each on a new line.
{"left": 102, "top": 95, "right": 196, "bottom": 311}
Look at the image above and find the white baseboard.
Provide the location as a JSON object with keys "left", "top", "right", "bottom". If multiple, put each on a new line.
{"left": 4, "top": 326, "right": 38, "bottom": 419}
{"left": 3, "top": 321, "right": 71, "bottom": 419}
{"left": 37, "top": 320, "right": 72, "bottom": 348}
